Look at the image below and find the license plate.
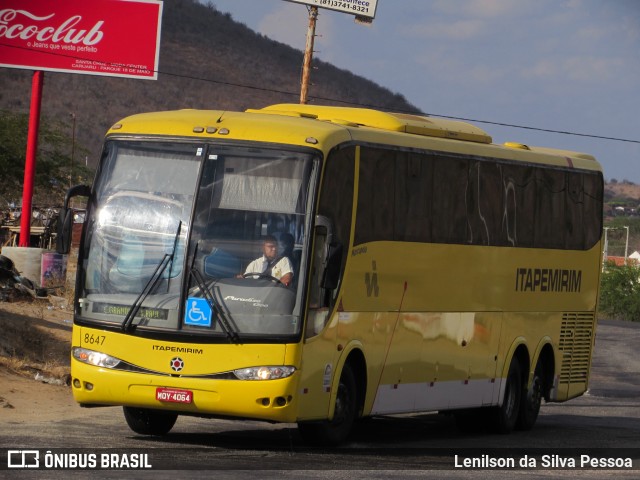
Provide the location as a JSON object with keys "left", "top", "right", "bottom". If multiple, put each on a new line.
{"left": 156, "top": 387, "right": 193, "bottom": 404}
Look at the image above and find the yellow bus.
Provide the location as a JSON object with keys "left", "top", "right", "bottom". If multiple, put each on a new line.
{"left": 58, "top": 104, "right": 603, "bottom": 445}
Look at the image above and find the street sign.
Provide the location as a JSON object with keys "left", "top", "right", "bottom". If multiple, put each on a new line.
{"left": 285, "top": 0, "right": 378, "bottom": 20}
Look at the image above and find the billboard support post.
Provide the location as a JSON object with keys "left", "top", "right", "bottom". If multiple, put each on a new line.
{"left": 290, "top": 0, "right": 376, "bottom": 104}
{"left": 19, "top": 70, "right": 44, "bottom": 247}
{"left": 300, "top": 6, "right": 318, "bottom": 104}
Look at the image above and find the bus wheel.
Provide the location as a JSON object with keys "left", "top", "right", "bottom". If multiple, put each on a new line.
{"left": 123, "top": 407, "right": 177, "bottom": 435}
{"left": 297, "top": 364, "right": 357, "bottom": 446}
{"left": 492, "top": 358, "right": 522, "bottom": 434}
{"left": 517, "top": 361, "right": 544, "bottom": 431}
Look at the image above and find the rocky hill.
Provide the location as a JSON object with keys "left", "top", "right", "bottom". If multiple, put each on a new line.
{"left": 0, "top": 0, "right": 418, "bottom": 168}
{"left": 605, "top": 181, "right": 640, "bottom": 203}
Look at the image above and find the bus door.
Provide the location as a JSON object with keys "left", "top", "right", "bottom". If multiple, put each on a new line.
{"left": 297, "top": 219, "right": 342, "bottom": 420}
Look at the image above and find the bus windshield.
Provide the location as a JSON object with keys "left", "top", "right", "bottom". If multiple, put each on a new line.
{"left": 78, "top": 140, "right": 318, "bottom": 340}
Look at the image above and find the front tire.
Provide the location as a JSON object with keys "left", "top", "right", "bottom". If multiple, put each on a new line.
{"left": 123, "top": 407, "right": 178, "bottom": 435}
{"left": 298, "top": 364, "right": 358, "bottom": 446}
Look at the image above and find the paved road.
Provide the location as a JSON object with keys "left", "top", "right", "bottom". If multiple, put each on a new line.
{"left": 1, "top": 319, "right": 639, "bottom": 478}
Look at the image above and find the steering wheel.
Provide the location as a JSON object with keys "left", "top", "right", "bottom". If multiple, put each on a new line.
{"left": 242, "top": 272, "right": 286, "bottom": 286}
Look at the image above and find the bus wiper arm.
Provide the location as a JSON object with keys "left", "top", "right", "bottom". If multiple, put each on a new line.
{"left": 121, "top": 221, "right": 182, "bottom": 333}
{"left": 189, "top": 265, "right": 240, "bottom": 344}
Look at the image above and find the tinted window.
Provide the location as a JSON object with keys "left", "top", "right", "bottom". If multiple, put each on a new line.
{"left": 355, "top": 146, "right": 603, "bottom": 250}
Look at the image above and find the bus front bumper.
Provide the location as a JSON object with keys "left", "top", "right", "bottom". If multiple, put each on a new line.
{"left": 71, "top": 359, "right": 300, "bottom": 423}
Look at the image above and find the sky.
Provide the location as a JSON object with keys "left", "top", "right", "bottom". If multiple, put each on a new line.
{"left": 208, "top": 0, "right": 640, "bottom": 183}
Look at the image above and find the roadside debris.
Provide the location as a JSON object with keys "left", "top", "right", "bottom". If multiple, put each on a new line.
{"left": 0, "top": 254, "right": 36, "bottom": 302}
{"left": 34, "top": 371, "right": 69, "bottom": 386}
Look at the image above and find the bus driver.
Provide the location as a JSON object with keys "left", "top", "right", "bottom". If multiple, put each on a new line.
{"left": 242, "top": 235, "right": 293, "bottom": 286}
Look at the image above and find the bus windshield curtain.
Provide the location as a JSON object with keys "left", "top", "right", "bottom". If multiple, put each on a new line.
{"left": 218, "top": 174, "right": 302, "bottom": 214}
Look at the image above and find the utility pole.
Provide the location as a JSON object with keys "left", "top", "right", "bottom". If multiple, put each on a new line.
{"left": 289, "top": 0, "right": 377, "bottom": 103}
{"left": 300, "top": 6, "right": 318, "bottom": 104}
{"left": 603, "top": 227, "right": 610, "bottom": 270}
{"left": 624, "top": 225, "right": 629, "bottom": 265}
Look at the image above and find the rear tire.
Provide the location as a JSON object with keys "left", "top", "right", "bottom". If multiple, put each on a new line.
{"left": 517, "top": 361, "right": 544, "bottom": 430}
{"left": 491, "top": 358, "right": 522, "bottom": 434}
{"left": 298, "top": 364, "right": 357, "bottom": 446}
{"left": 123, "top": 407, "right": 177, "bottom": 435}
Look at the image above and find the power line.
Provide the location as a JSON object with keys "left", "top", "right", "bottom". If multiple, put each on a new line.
{"left": 2, "top": 42, "right": 640, "bottom": 145}
{"left": 410, "top": 113, "right": 640, "bottom": 145}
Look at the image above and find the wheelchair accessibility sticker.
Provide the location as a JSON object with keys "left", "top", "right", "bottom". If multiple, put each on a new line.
{"left": 184, "top": 297, "right": 212, "bottom": 327}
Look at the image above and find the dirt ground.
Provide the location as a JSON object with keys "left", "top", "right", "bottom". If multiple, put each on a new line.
{"left": 0, "top": 245, "right": 81, "bottom": 420}
{"left": 0, "top": 299, "right": 76, "bottom": 422}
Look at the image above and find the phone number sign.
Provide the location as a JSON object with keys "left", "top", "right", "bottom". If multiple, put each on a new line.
{"left": 286, "top": 0, "right": 378, "bottom": 19}
{"left": 0, "top": 0, "right": 163, "bottom": 80}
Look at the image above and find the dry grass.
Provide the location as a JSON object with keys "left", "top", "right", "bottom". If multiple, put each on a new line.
{"left": 0, "top": 251, "right": 76, "bottom": 383}
{"left": 0, "top": 303, "right": 70, "bottom": 363}
{"left": 0, "top": 356, "right": 69, "bottom": 384}
{"left": 0, "top": 297, "right": 72, "bottom": 385}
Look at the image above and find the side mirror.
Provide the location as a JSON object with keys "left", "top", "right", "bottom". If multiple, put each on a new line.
{"left": 314, "top": 215, "right": 333, "bottom": 250}
{"left": 314, "top": 215, "right": 343, "bottom": 291}
{"left": 56, "top": 184, "right": 91, "bottom": 254}
{"left": 322, "top": 242, "right": 343, "bottom": 290}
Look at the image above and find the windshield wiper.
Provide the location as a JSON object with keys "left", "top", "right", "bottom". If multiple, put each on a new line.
{"left": 188, "top": 244, "right": 240, "bottom": 344}
{"left": 121, "top": 221, "right": 182, "bottom": 333}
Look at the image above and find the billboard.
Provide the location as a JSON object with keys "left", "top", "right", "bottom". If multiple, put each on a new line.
{"left": 286, "top": 0, "right": 378, "bottom": 19}
{"left": 0, "top": 0, "right": 163, "bottom": 80}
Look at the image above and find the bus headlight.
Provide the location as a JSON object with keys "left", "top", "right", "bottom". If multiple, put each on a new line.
{"left": 72, "top": 347, "right": 121, "bottom": 369}
{"left": 233, "top": 366, "right": 296, "bottom": 380}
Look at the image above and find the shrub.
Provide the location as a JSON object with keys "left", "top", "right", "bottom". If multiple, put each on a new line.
{"left": 598, "top": 263, "right": 640, "bottom": 321}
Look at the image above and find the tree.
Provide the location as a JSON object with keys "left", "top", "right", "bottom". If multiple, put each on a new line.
{"left": 0, "top": 110, "right": 92, "bottom": 208}
{"left": 599, "top": 263, "right": 640, "bottom": 322}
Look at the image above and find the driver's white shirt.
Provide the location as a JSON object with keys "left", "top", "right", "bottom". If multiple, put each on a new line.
{"left": 244, "top": 255, "right": 293, "bottom": 280}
